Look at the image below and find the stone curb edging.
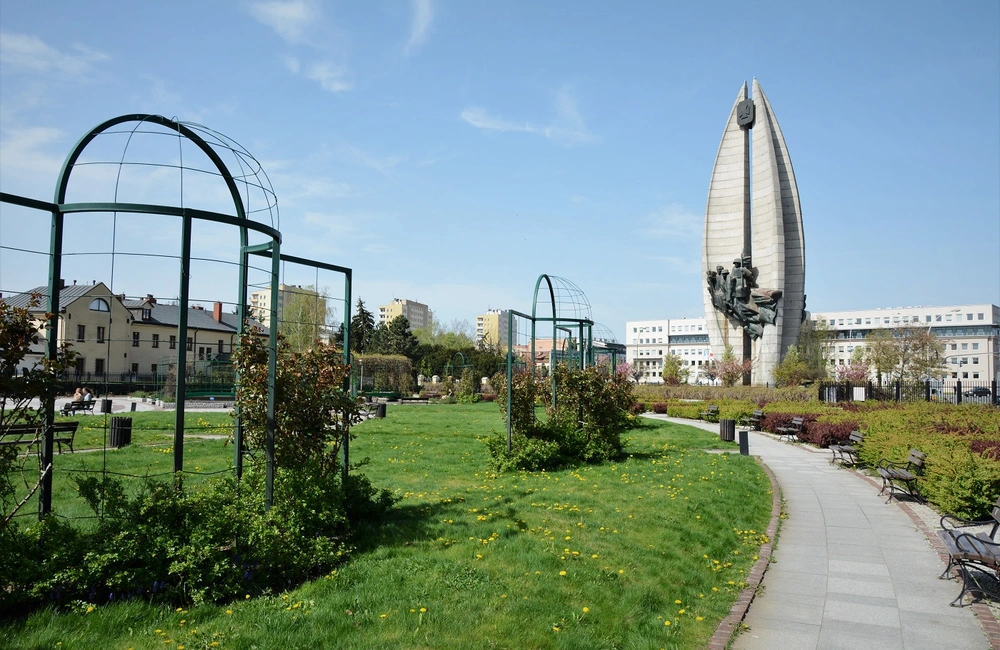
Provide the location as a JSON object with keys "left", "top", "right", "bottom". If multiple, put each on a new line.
{"left": 707, "top": 457, "right": 782, "bottom": 649}
{"left": 852, "top": 470, "right": 1000, "bottom": 650}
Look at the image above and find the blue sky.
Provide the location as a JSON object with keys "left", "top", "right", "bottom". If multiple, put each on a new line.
{"left": 1, "top": 0, "right": 997, "bottom": 342}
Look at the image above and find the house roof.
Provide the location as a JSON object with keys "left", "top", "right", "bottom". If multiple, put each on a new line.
{"left": 3, "top": 284, "right": 266, "bottom": 334}
{"left": 1, "top": 283, "right": 104, "bottom": 311}
{"left": 142, "top": 304, "right": 267, "bottom": 335}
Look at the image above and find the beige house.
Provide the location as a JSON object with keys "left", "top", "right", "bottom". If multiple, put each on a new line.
{"left": 5, "top": 283, "right": 265, "bottom": 381}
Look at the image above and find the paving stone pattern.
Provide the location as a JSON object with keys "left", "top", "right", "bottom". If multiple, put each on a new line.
{"left": 647, "top": 416, "right": 992, "bottom": 650}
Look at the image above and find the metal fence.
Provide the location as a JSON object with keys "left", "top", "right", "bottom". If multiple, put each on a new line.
{"left": 818, "top": 380, "right": 998, "bottom": 405}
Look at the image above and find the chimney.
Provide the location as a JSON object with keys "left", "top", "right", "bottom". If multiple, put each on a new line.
{"left": 213, "top": 301, "right": 223, "bottom": 322}
{"left": 146, "top": 294, "right": 156, "bottom": 305}
{"left": 60, "top": 279, "right": 66, "bottom": 289}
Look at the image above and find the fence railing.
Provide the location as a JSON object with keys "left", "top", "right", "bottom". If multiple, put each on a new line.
{"left": 818, "top": 380, "right": 998, "bottom": 405}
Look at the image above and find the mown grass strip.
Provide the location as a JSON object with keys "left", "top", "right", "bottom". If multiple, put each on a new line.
{"left": 2, "top": 403, "right": 771, "bottom": 649}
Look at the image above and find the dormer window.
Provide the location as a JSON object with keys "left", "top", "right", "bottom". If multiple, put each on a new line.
{"left": 89, "top": 298, "right": 110, "bottom": 312}
{"left": 142, "top": 308, "right": 151, "bottom": 320}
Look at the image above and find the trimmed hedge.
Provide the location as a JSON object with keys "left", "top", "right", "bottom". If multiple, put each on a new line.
{"left": 659, "top": 397, "right": 1000, "bottom": 520}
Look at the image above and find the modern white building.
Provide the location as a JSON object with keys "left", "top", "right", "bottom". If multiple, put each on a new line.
{"left": 811, "top": 303, "right": 1000, "bottom": 384}
{"left": 625, "top": 317, "right": 712, "bottom": 384}
{"left": 249, "top": 284, "right": 324, "bottom": 330}
{"left": 630, "top": 303, "right": 999, "bottom": 386}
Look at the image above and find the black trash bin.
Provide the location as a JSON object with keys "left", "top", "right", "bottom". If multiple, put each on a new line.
{"left": 110, "top": 416, "right": 132, "bottom": 449}
{"left": 719, "top": 418, "right": 736, "bottom": 442}
{"left": 100, "top": 398, "right": 113, "bottom": 414}
{"left": 375, "top": 403, "right": 387, "bottom": 419}
{"left": 738, "top": 429, "right": 749, "bottom": 455}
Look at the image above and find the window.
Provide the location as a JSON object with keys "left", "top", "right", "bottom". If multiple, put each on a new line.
{"left": 89, "top": 298, "right": 110, "bottom": 312}
{"left": 169, "top": 335, "right": 177, "bottom": 350}
{"left": 962, "top": 372, "right": 969, "bottom": 379}
{"left": 865, "top": 318, "right": 871, "bottom": 325}
{"left": 855, "top": 318, "right": 862, "bottom": 324}
{"left": 198, "top": 347, "right": 206, "bottom": 361}
{"left": 925, "top": 316, "right": 931, "bottom": 322}
{"left": 94, "top": 358, "right": 105, "bottom": 375}
{"left": 973, "top": 343, "right": 979, "bottom": 350}
{"left": 952, "top": 372, "right": 958, "bottom": 378}
{"left": 132, "top": 332, "right": 140, "bottom": 347}
{"left": 973, "top": 358, "right": 980, "bottom": 365}
{"left": 838, "top": 319, "right": 844, "bottom": 325}
{"left": 218, "top": 339, "right": 224, "bottom": 354}
{"left": 77, "top": 324, "right": 85, "bottom": 342}
{"left": 658, "top": 326, "right": 662, "bottom": 332}
{"left": 152, "top": 333, "right": 159, "bottom": 348}
{"left": 978, "top": 313, "right": 984, "bottom": 320}
{"left": 131, "top": 363, "right": 139, "bottom": 374}
{"left": 951, "top": 343, "right": 958, "bottom": 350}
{"left": 142, "top": 308, "right": 151, "bottom": 320}
{"left": 967, "top": 314, "right": 973, "bottom": 321}
{"left": 186, "top": 337, "right": 193, "bottom": 351}
{"left": 936, "top": 315, "right": 942, "bottom": 321}
{"left": 632, "top": 327, "right": 636, "bottom": 333}
{"left": 884, "top": 317, "right": 890, "bottom": 324}
{"left": 97, "top": 326, "right": 105, "bottom": 343}
{"left": 962, "top": 357, "right": 968, "bottom": 364}
{"left": 962, "top": 343, "right": 968, "bottom": 350}
{"left": 151, "top": 364, "right": 157, "bottom": 374}
{"left": 946, "top": 314, "right": 953, "bottom": 321}
{"left": 973, "top": 373, "right": 980, "bottom": 379}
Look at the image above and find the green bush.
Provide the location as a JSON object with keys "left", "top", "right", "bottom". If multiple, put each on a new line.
{"left": 489, "top": 365, "right": 636, "bottom": 470}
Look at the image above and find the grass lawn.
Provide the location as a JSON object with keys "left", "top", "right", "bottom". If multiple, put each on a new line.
{"left": 2, "top": 403, "right": 772, "bottom": 649}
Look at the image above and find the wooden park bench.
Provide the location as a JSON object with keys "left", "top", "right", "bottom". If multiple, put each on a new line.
{"left": 0, "top": 422, "right": 80, "bottom": 454}
{"left": 699, "top": 405, "right": 720, "bottom": 422}
{"left": 938, "top": 496, "right": 1000, "bottom": 606}
{"left": 876, "top": 449, "right": 925, "bottom": 503}
{"left": 830, "top": 430, "right": 865, "bottom": 467}
{"left": 739, "top": 409, "right": 764, "bottom": 431}
{"left": 60, "top": 400, "right": 96, "bottom": 416}
{"left": 775, "top": 417, "right": 804, "bottom": 442}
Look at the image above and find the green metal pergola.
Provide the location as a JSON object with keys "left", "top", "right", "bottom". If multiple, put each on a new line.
{"left": 0, "top": 113, "right": 353, "bottom": 516}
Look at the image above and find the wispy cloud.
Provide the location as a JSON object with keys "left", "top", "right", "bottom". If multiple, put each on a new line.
{"left": 461, "top": 85, "right": 593, "bottom": 145}
{"left": 337, "top": 145, "right": 406, "bottom": 175}
{"left": 404, "top": 0, "right": 434, "bottom": 55}
{"left": 636, "top": 203, "right": 702, "bottom": 240}
{"left": 250, "top": 1, "right": 351, "bottom": 93}
{"left": 0, "top": 32, "right": 108, "bottom": 78}
{"left": 248, "top": 0, "right": 320, "bottom": 46}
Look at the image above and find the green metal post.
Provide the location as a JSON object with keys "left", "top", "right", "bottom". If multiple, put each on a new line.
{"left": 342, "top": 270, "right": 352, "bottom": 479}
{"left": 234, "top": 234, "right": 248, "bottom": 479}
{"left": 39, "top": 208, "right": 64, "bottom": 517}
{"left": 174, "top": 214, "right": 192, "bottom": 475}
{"left": 265, "top": 242, "right": 280, "bottom": 509}
{"left": 506, "top": 310, "right": 514, "bottom": 452}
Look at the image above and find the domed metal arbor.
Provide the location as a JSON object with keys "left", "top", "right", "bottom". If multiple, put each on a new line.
{"left": 500, "top": 274, "right": 626, "bottom": 449}
{"left": 0, "top": 114, "right": 354, "bottom": 515}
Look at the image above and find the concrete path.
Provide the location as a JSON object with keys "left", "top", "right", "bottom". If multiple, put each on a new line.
{"left": 647, "top": 416, "right": 992, "bottom": 650}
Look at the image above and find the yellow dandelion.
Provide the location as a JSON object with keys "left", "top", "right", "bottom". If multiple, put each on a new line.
{"left": 86, "top": 606, "right": 94, "bottom": 613}
{"left": 380, "top": 613, "right": 387, "bottom": 618}
{"left": 664, "top": 620, "right": 671, "bottom": 626}
{"left": 582, "top": 607, "right": 590, "bottom": 613}
{"left": 225, "top": 610, "right": 233, "bottom": 615}
{"left": 674, "top": 599, "right": 681, "bottom": 604}
{"left": 559, "top": 570, "right": 567, "bottom": 576}
{"left": 420, "top": 607, "right": 427, "bottom": 613}
{"left": 696, "top": 616, "right": 704, "bottom": 621}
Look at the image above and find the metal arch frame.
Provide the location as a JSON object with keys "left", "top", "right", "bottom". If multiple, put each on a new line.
{"left": 10, "top": 113, "right": 286, "bottom": 515}
{"left": 503, "top": 274, "right": 595, "bottom": 451}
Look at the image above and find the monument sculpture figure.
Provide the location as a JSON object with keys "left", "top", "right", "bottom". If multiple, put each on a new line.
{"left": 702, "top": 79, "right": 805, "bottom": 384}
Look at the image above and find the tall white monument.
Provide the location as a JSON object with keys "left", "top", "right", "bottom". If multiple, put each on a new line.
{"left": 703, "top": 79, "right": 805, "bottom": 385}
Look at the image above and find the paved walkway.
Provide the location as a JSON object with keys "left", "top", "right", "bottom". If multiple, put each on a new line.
{"left": 648, "top": 416, "right": 992, "bottom": 650}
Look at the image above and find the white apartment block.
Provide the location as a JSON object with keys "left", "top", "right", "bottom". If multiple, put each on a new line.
{"left": 378, "top": 298, "right": 430, "bottom": 331}
{"left": 810, "top": 303, "right": 1000, "bottom": 384}
{"left": 249, "top": 284, "right": 323, "bottom": 329}
{"left": 476, "top": 309, "right": 511, "bottom": 348}
{"left": 625, "top": 317, "right": 712, "bottom": 384}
